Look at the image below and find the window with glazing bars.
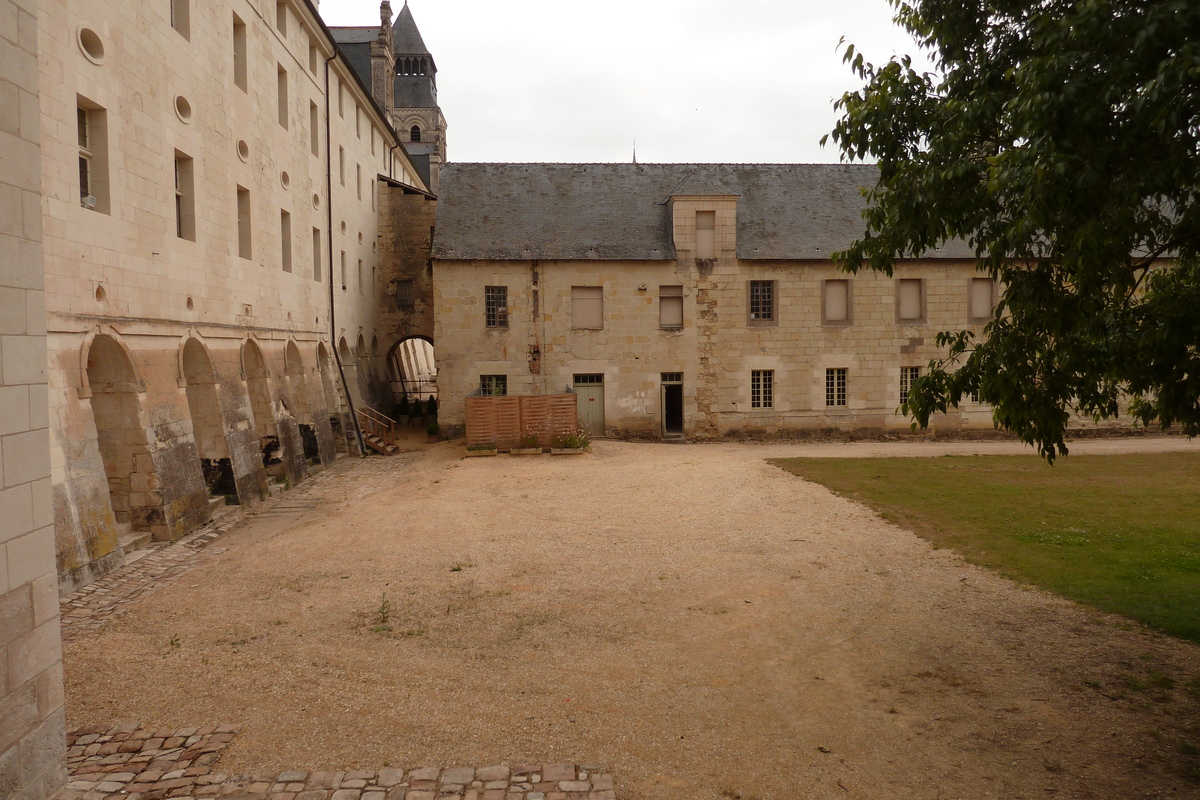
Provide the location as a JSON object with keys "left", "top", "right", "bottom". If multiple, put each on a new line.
{"left": 479, "top": 374, "right": 507, "bottom": 397}
{"left": 900, "top": 366, "right": 920, "bottom": 405}
{"left": 825, "top": 368, "right": 847, "bottom": 407}
{"left": 751, "top": 370, "right": 773, "bottom": 408}
{"left": 749, "top": 280, "right": 774, "bottom": 321}
{"left": 485, "top": 286, "right": 508, "bottom": 327}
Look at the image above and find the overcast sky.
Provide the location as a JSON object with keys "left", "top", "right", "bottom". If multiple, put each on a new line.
{"left": 316, "top": 0, "right": 935, "bottom": 164}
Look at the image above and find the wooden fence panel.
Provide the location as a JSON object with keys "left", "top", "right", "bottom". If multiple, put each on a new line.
{"left": 465, "top": 393, "right": 579, "bottom": 449}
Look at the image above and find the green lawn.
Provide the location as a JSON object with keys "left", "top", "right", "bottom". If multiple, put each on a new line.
{"left": 769, "top": 452, "right": 1200, "bottom": 643}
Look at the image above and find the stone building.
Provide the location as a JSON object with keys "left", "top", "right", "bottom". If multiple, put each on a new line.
{"left": 40, "top": 0, "right": 436, "bottom": 593}
{"left": 1, "top": 0, "right": 67, "bottom": 797}
{"left": 430, "top": 163, "right": 998, "bottom": 439}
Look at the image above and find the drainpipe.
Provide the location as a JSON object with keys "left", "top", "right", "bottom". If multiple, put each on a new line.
{"left": 324, "top": 53, "right": 367, "bottom": 458}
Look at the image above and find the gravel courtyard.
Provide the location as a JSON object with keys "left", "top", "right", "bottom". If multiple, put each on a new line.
{"left": 64, "top": 439, "right": 1200, "bottom": 800}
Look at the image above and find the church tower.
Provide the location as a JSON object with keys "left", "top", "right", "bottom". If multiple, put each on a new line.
{"left": 392, "top": 2, "right": 447, "bottom": 192}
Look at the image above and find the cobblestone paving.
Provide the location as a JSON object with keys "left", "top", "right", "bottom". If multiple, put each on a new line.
{"left": 57, "top": 725, "right": 618, "bottom": 800}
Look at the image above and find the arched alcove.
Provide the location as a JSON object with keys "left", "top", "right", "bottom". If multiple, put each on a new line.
{"left": 87, "top": 334, "right": 159, "bottom": 532}
{"left": 243, "top": 340, "right": 281, "bottom": 469}
{"left": 182, "top": 338, "right": 235, "bottom": 496}
{"left": 284, "top": 341, "right": 320, "bottom": 462}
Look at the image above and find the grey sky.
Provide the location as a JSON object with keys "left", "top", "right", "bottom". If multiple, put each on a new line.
{"left": 317, "top": 0, "right": 935, "bottom": 164}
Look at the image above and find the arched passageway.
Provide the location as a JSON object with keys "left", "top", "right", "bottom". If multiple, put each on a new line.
{"left": 339, "top": 336, "right": 364, "bottom": 409}
{"left": 182, "top": 338, "right": 235, "bottom": 497}
{"left": 388, "top": 336, "right": 437, "bottom": 404}
{"left": 243, "top": 340, "right": 282, "bottom": 473}
{"left": 86, "top": 335, "right": 160, "bottom": 533}
{"left": 284, "top": 342, "right": 320, "bottom": 462}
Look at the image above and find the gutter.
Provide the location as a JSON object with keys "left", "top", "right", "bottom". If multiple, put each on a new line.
{"left": 324, "top": 51, "right": 368, "bottom": 458}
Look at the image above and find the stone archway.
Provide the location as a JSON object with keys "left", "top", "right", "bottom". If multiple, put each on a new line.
{"left": 387, "top": 335, "right": 437, "bottom": 404}
{"left": 86, "top": 334, "right": 161, "bottom": 535}
{"left": 242, "top": 340, "right": 282, "bottom": 474}
{"left": 339, "top": 336, "right": 364, "bottom": 409}
{"left": 182, "top": 338, "right": 235, "bottom": 498}
{"left": 284, "top": 341, "right": 320, "bottom": 463}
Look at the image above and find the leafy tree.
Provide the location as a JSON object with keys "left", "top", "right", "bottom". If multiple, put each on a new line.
{"left": 824, "top": 0, "right": 1200, "bottom": 460}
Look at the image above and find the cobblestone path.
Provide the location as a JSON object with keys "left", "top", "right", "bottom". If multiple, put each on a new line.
{"left": 57, "top": 725, "right": 617, "bottom": 800}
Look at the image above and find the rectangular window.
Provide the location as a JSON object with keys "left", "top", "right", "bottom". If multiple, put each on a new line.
{"left": 748, "top": 280, "right": 775, "bottom": 322}
{"left": 277, "top": 66, "right": 289, "bottom": 128}
{"left": 371, "top": 179, "right": 376, "bottom": 211}
{"left": 969, "top": 277, "right": 995, "bottom": 320}
{"left": 308, "top": 40, "right": 319, "bottom": 74}
{"left": 900, "top": 366, "right": 920, "bottom": 405}
{"left": 823, "top": 279, "right": 850, "bottom": 323}
{"left": 396, "top": 279, "right": 414, "bottom": 309}
{"left": 371, "top": 127, "right": 377, "bottom": 156}
{"left": 338, "top": 82, "right": 345, "bottom": 118}
{"left": 356, "top": 163, "right": 361, "bottom": 200}
{"left": 77, "top": 100, "right": 108, "bottom": 213}
{"left": 485, "top": 286, "right": 508, "bottom": 328}
{"left": 355, "top": 106, "right": 362, "bottom": 138}
{"left": 280, "top": 210, "right": 292, "bottom": 272}
{"left": 232, "top": 16, "right": 247, "bottom": 91}
{"left": 751, "top": 370, "right": 774, "bottom": 409}
{"left": 659, "top": 285, "right": 684, "bottom": 328}
{"left": 357, "top": 259, "right": 363, "bottom": 294}
{"left": 312, "top": 228, "right": 321, "bottom": 281}
{"left": 339, "top": 250, "right": 346, "bottom": 288}
{"left": 897, "top": 278, "right": 923, "bottom": 321}
{"left": 572, "top": 286, "right": 604, "bottom": 329}
{"left": 275, "top": 1, "right": 287, "bottom": 34}
{"left": 309, "top": 102, "right": 319, "bottom": 156}
{"left": 236, "top": 186, "right": 252, "bottom": 259}
{"left": 696, "top": 210, "right": 716, "bottom": 260}
{"left": 479, "top": 375, "right": 507, "bottom": 397}
{"left": 174, "top": 151, "right": 195, "bottom": 240}
{"left": 825, "top": 368, "right": 847, "bottom": 407}
{"left": 339, "top": 146, "right": 345, "bottom": 185}
{"left": 171, "top": 0, "right": 190, "bottom": 39}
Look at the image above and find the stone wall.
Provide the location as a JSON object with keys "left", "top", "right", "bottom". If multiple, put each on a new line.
{"left": 0, "top": 0, "right": 67, "bottom": 797}
{"left": 40, "top": 0, "right": 425, "bottom": 590}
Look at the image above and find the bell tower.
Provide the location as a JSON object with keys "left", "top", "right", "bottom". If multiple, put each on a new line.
{"left": 392, "top": 1, "right": 447, "bottom": 192}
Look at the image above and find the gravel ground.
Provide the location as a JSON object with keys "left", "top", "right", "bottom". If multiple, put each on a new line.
{"left": 65, "top": 437, "right": 1200, "bottom": 800}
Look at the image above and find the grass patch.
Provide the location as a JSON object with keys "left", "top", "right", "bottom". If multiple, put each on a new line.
{"left": 769, "top": 452, "right": 1200, "bottom": 642}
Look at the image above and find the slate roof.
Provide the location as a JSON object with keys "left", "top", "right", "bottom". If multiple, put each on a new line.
{"left": 329, "top": 26, "right": 377, "bottom": 44}
{"left": 331, "top": 38, "right": 372, "bottom": 91}
{"left": 432, "top": 163, "right": 976, "bottom": 261}
{"left": 393, "top": 3, "right": 432, "bottom": 57}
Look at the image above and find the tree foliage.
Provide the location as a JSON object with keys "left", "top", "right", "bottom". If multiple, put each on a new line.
{"left": 824, "top": 0, "right": 1200, "bottom": 460}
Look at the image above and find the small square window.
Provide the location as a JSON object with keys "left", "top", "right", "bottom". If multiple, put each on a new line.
{"left": 825, "top": 368, "right": 847, "bottom": 407}
{"left": 748, "top": 280, "right": 775, "bottom": 323}
{"left": 897, "top": 278, "right": 923, "bottom": 321}
{"left": 485, "top": 286, "right": 508, "bottom": 328}
{"left": 823, "top": 279, "right": 850, "bottom": 323}
{"left": 696, "top": 210, "right": 716, "bottom": 260}
{"left": 969, "top": 277, "right": 996, "bottom": 321}
{"left": 396, "top": 279, "right": 414, "bottom": 309}
{"left": 659, "top": 285, "right": 683, "bottom": 328}
{"left": 900, "top": 366, "right": 920, "bottom": 405}
{"left": 572, "top": 286, "right": 603, "bottom": 329}
{"left": 751, "top": 370, "right": 773, "bottom": 409}
{"left": 480, "top": 375, "right": 507, "bottom": 397}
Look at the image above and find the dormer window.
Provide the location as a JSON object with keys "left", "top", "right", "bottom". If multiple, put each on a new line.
{"left": 410, "top": 125, "right": 421, "bottom": 142}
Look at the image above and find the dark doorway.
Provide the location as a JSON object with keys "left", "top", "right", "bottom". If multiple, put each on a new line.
{"left": 662, "top": 373, "right": 684, "bottom": 436}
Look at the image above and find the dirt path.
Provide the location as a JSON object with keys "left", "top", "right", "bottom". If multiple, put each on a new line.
{"left": 64, "top": 439, "right": 1200, "bottom": 800}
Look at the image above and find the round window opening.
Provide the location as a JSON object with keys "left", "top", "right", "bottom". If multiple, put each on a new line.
{"left": 236, "top": 140, "right": 250, "bottom": 161}
{"left": 174, "top": 95, "right": 192, "bottom": 122}
{"left": 78, "top": 28, "right": 105, "bottom": 63}
{"left": 95, "top": 284, "right": 107, "bottom": 304}
{"left": 312, "top": 193, "right": 321, "bottom": 209}
{"left": 281, "top": 171, "right": 291, "bottom": 189}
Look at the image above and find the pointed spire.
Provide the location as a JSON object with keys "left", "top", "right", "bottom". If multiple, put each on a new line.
{"left": 392, "top": 1, "right": 431, "bottom": 57}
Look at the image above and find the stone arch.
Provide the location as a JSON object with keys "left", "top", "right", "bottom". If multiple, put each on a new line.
{"left": 86, "top": 334, "right": 160, "bottom": 534}
{"left": 284, "top": 340, "right": 320, "bottom": 462}
{"left": 387, "top": 335, "right": 437, "bottom": 404}
{"left": 338, "top": 336, "right": 364, "bottom": 409}
{"left": 316, "top": 341, "right": 339, "bottom": 413}
{"left": 182, "top": 337, "right": 236, "bottom": 498}
{"left": 242, "top": 338, "right": 281, "bottom": 469}
{"left": 354, "top": 334, "right": 371, "bottom": 407}
{"left": 78, "top": 326, "right": 141, "bottom": 396}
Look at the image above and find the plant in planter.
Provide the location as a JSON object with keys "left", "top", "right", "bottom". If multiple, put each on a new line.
{"left": 511, "top": 432, "right": 542, "bottom": 455}
{"left": 551, "top": 427, "right": 591, "bottom": 454}
{"left": 396, "top": 395, "right": 411, "bottom": 425}
{"left": 426, "top": 422, "right": 440, "bottom": 443}
{"left": 425, "top": 396, "right": 438, "bottom": 423}
{"left": 465, "top": 440, "right": 499, "bottom": 456}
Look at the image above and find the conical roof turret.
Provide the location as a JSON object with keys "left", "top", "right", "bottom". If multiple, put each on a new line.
{"left": 392, "top": 2, "right": 432, "bottom": 59}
